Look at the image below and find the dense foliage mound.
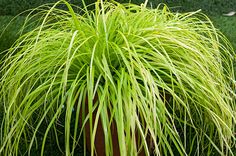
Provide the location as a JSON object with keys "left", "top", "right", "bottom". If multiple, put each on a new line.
{"left": 0, "top": 1, "right": 235, "bottom": 155}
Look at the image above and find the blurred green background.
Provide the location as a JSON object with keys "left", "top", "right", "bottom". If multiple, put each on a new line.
{"left": 0, "top": 0, "right": 236, "bottom": 53}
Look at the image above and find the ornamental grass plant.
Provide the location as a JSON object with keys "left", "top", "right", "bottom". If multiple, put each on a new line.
{"left": 0, "top": 0, "right": 235, "bottom": 155}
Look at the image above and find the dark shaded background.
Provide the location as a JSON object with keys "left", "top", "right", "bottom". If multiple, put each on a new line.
{"left": 0, "top": 0, "right": 236, "bottom": 15}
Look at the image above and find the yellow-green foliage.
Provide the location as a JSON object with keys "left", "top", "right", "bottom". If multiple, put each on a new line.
{"left": 0, "top": 1, "right": 235, "bottom": 156}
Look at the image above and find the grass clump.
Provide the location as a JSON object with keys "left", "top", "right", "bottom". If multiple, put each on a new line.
{"left": 0, "top": 0, "right": 235, "bottom": 155}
